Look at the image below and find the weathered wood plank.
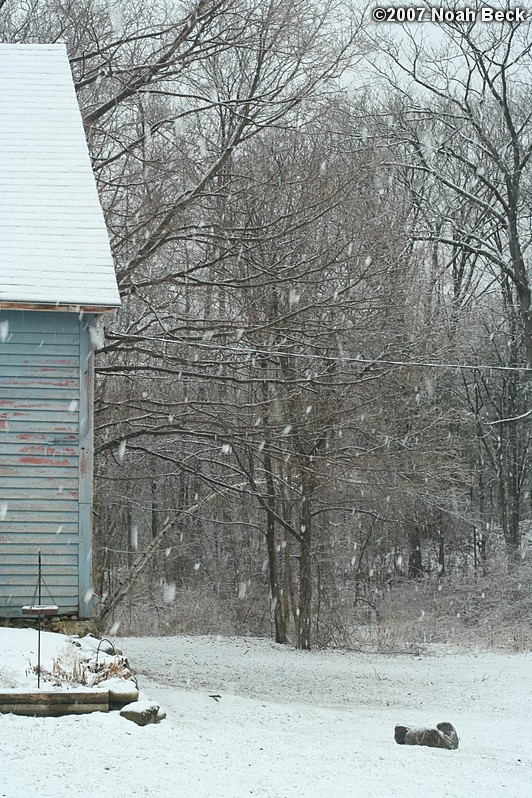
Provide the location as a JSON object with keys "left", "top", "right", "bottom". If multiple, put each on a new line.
{"left": 0, "top": 434, "right": 79, "bottom": 446}
{"left": 0, "top": 366, "right": 79, "bottom": 380}
{"left": 0, "top": 332, "right": 80, "bottom": 345}
{"left": 0, "top": 540, "right": 79, "bottom": 552}
{"left": 0, "top": 482, "right": 78, "bottom": 499}
{"left": 0, "top": 456, "right": 79, "bottom": 470}
{"left": 0, "top": 557, "right": 78, "bottom": 571}
{"left": 0, "top": 388, "right": 80, "bottom": 400}
{"left": 0, "top": 580, "right": 78, "bottom": 598}
{"left": 0, "top": 528, "right": 78, "bottom": 543}
{"left": 0, "top": 507, "right": 78, "bottom": 535}
{"left": 0, "top": 691, "right": 108, "bottom": 704}
{"left": 0, "top": 351, "right": 78, "bottom": 363}
{"left": 0, "top": 487, "right": 78, "bottom": 500}
{"left": 0, "top": 398, "right": 79, "bottom": 411}
{"left": 0, "top": 441, "right": 78, "bottom": 454}
{"left": 0, "top": 465, "right": 78, "bottom": 479}
{"left": 0, "top": 584, "right": 79, "bottom": 596}
{"left": 0, "top": 456, "right": 78, "bottom": 468}
{"left": 0, "top": 499, "right": 78, "bottom": 511}
{"left": 0, "top": 409, "right": 78, "bottom": 421}
{"left": 0, "top": 409, "right": 78, "bottom": 424}
{"left": 0, "top": 566, "right": 79, "bottom": 580}
{"left": 0, "top": 526, "right": 79, "bottom": 538}
{"left": 0, "top": 405, "right": 78, "bottom": 416}
{"left": 0, "top": 555, "right": 78, "bottom": 585}
{"left": 0, "top": 347, "right": 80, "bottom": 360}
{"left": 0, "top": 539, "right": 78, "bottom": 550}
{"left": 0, "top": 690, "right": 109, "bottom": 715}
{"left": 0, "top": 324, "right": 79, "bottom": 346}
{"left": 0, "top": 553, "right": 78, "bottom": 566}
{"left": 0, "top": 345, "right": 80, "bottom": 357}
{"left": 1, "top": 465, "right": 80, "bottom": 480}
{"left": 0, "top": 446, "right": 78, "bottom": 460}
{"left": 0, "top": 355, "right": 79, "bottom": 368}
{"left": 1, "top": 377, "right": 79, "bottom": 390}
{"left": 0, "top": 591, "right": 79, "bottom": 603}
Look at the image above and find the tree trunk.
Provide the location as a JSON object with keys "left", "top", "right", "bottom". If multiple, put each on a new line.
{"left": 437, "top": 531, "right": 445, "bottom": 577}
{"left": 497, "top": 425, "right": 521, "bottom": 567}
{"left": 298, "top": 469, "right": 314, "bottom": 650}
{"left": 264, "top": 449, "right": 288, "bottom": 643}
{"left": 408, "top": 528, "right": 423, "bottom": 579}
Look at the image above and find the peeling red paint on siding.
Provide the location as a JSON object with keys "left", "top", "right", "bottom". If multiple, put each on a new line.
{"left": 5, "top": 378, "right": 77, "bottom": 388}
{"left": 16, "top": 427, "right": 76, "bottom": 441}
{"left": 19, "top": 357, "right": 74, "bottom": 366}
{"left": 19, "top": 445, "right": 77, "bottom": 456}
{"left": 18, "top": 457, "right": 71, "bottom": 466}
{"left": 0, "top": 309, "right": 100, "bottom": 618}
{"left": 15, "top": 433, "right": 77, "bottom": 442}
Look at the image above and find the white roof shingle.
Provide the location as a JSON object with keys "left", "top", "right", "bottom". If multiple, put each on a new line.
{"left": 0, "top": 44, "right": 121, "bottom": 309}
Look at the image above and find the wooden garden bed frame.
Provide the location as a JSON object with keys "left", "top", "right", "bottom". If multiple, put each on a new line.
{"left": 0, "top": 690, "right": 110, "bottom": 716}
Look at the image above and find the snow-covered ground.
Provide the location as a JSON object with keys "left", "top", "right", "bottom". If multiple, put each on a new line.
{"left": 1, "top": 629, "right": 531, "bottom": 797}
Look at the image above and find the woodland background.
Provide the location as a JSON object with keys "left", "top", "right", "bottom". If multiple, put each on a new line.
{"left": 2, "top": 0, "right": 531, "bottom": 649}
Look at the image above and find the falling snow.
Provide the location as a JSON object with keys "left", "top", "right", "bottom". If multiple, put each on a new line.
{"left": 163, "top": 582, "right": 176, "bottom": 603}
{"left": 118, "top": 440, "right": 127, "bottom": 462}
{"left": 89, "top": 325, "right": 105, "bottom": 349}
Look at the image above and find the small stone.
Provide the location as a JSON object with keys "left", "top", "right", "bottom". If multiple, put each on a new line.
{"left": 120, "top": 700, "right": 160, "bottom": 726}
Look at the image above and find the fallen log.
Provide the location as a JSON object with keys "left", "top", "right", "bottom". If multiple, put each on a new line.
{"left": 394, "top": 722, "right": 459, "bottom": 749}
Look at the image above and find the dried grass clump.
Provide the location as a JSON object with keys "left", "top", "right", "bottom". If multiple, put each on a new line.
{"left": 26, "top": 641, "right": 132, "bottom": 687}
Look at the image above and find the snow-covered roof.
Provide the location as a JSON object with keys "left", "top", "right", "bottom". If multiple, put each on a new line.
{"left": 0, "top": 44, "right": 120, "bottom": 309}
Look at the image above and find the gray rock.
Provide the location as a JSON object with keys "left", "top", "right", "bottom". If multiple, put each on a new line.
{"left": 394, "top": 722, "right": 459, "bottom": 750}
{"left": 120, "top": 700, "right": 160, "bottom": 726}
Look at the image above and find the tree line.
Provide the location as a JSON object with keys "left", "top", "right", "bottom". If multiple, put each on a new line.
{"left": 2, "top": 0, "right": 530, "bottom": 648}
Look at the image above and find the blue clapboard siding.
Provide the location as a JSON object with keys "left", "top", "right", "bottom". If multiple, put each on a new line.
{"left": 0, "top": 310, "right": 94, "bottom": 617}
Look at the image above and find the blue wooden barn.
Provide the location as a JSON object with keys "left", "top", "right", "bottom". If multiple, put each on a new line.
{"left": 0, "top": 45, "right": 120, "bottom": 618}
